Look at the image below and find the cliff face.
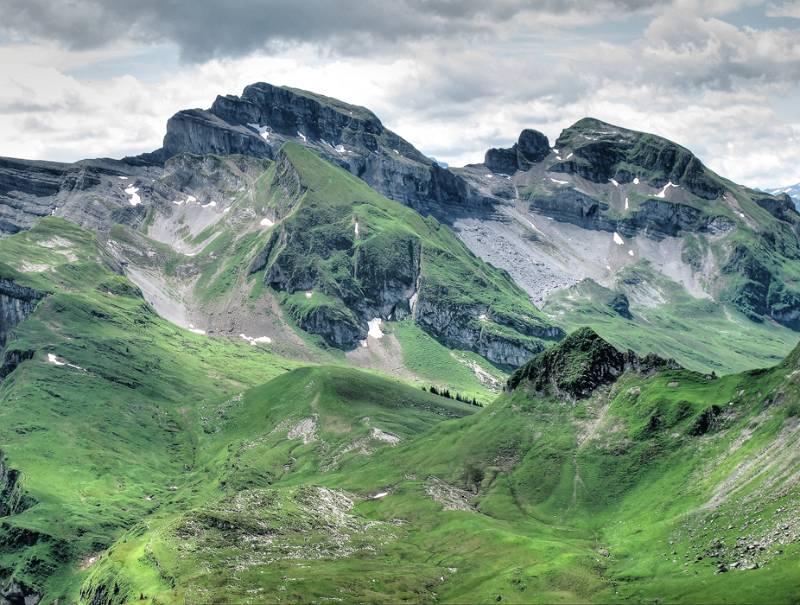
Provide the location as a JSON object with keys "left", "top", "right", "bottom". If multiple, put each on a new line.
{"left": 247, "top": 145, "right": 563, "bottom": 365}
{"left": 157, "top": 82, "right": 491, "bottom": 213}
{"left": 0, "top": 156, "right": 152, "bottom": 238}
{"left": 528, "top": 189, "right": 736, "bottom": 238}
{"left": 0, "top": 278, "right": 45, "bottom": 349}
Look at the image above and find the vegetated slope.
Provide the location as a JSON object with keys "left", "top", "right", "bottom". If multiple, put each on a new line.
{"left": 454, "top": 118, "right": 800, "bottom": 373}
{"left": 2, "top": 81, "right": 798, "bottom": 374}
{"left": 544, "top": 263, "right": 799, "bottom": 374}
{"left": 110, "top": 142, "right": 563, "bottom": 369}
{"left": 78, "top": 327, "right": 800, "bottom": 604}
{"left": 0, "top": 218, "right": 302, "bottom": 603}
{"left": 249, "top": 143, "right": 563, "bottom": 365}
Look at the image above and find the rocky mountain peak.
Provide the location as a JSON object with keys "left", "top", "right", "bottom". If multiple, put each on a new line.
{"left": 506, "top": 327, "right": 679, "bottom": 398}
{"left": 484, "top": 128, "right": 550, "bottom": 174}
{"left": 550, "top": 117, "right": 725, "bottom": 199}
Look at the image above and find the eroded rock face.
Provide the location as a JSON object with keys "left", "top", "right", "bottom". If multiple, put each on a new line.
{"left": 485, "top": 129, "right": 550, "bottom": 174}
{"left": 551, "top": 118, "right": 725, "bottom": 199}
{"left": 0, "top": 453, "right": 31, "bottom": 518}
{"left": 157, "top": 82, "right": 491, "bottom": 213}
{"left": 0, "top": 580, "right": 42, "bottom": 605}
{"left": 528, "top": 190, "right": 735, "bottom": 239}
{"left": 0, "top": 157, "right": 153, "bottom": 237}
{"left": 0, "top": 279, "right": 45, "bottom": 349}
{"left": 506, "top": 327, "right": 680, "bottom": 398}
{"left": 413, "top": 295, "right": 563, "bottom": 367}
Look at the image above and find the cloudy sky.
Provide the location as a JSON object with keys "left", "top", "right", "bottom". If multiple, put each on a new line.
{"left": 0, "top": 0, "right": 799, "bottom": 188}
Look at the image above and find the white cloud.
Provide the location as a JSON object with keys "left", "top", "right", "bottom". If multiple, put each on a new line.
{"left": 767, "top": 1, "right": 800, "bottom": 18}
{"left": 0, "top": 2, "right": 798, "bottom": 189}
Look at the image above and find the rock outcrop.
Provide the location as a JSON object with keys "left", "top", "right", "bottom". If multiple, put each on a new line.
{"left": 155, "top": 82, "right": 491, "bottom": 213}
{"left": 528, "top": 189, "right": 735, "bottom": 239}
{"left": 550, "top": 118, "right": 725, "bottom": 200}
{"left": 506, "top": 327, "right": 679, "bottom": 398}
{"left": 0, "top": 156, "right": 152, "bottom": 237}
{"left": 485, "top": 129, "right": 550, "bottom": 174}
{"left": 0, "top": 278, "right": 45, "bottom": 348}
{"left": 0, "top": 452, "right": 31, "bottom": 518}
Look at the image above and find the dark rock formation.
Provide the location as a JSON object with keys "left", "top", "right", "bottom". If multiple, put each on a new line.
{"left": 485, "top": 129, "right": 550, "bottom": 174}
{"left": 0, "top": 279, "right": 45, "bottom": 348}
{"left": 552, "top": 118, "right": 725, "bottom": 200}
{"left": 413, "top": 295, "right": 562, "bottom": 367}
{"left": 0, "top": 349, "right": 35, "bottom": 382}
{"left": 527, "top": 189, "right": 735, "bottom": 239}
{"left": 0, "top": 156, "right": 153, "bottom": 237}
{"left": 156, "top": 82, "right": 491, "bottom": 214}
{"left": 608, "top": 293, "right": 633, "bottom": 319}
{"left": 506, "top": 327, "right": 679, "bottom": 398}
{"left": 753, "top": 193, "right": 797, "bottom": 223}
{"left": 0, "top": 580, "right": 42, "bottom": 605}
{"left": 722, "top": 240, "right": 800, "bottom": 330}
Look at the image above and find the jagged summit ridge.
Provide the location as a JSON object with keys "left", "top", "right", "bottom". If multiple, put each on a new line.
{"left": 507, "top": 327, "right": 680, "bottom": 398}
{"left": 156, "top": 82, "right": 488, "bottom": 213}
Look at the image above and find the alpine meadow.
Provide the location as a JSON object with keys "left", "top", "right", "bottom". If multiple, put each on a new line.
{"left": 1, "top": 2, "right": 800, "bottom": 603}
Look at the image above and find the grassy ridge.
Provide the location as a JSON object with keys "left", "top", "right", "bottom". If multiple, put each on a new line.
{"left": 79, "top": 328, "right": 800, "bottom": 604}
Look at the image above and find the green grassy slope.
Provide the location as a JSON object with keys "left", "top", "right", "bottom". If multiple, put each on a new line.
{"left": 163, "top": 142, "right": 562, "bottom": 364}
{"left": 545, "top": 265, "right": 798, "bottom": 374}
{"left": 0, "top": 219, "right": 302, "bottom": 601}
{"left": 77, "top": 327, "right": 800, "bottom": 604}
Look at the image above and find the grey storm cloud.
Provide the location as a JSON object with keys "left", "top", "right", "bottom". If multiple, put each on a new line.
{"left": 0, "top": 0, "right": 667, "bottom": 60}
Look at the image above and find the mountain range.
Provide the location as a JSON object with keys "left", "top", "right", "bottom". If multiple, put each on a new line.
{"left": 1, "top": 83, "right": 800, "bottom": 603}
{"left": 767, "top": 184, "right": 800, "bottom": 210}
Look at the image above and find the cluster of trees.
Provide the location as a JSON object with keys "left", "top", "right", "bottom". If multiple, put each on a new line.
{"left": 423, "top": 385, "right": 482, "bottom": 407}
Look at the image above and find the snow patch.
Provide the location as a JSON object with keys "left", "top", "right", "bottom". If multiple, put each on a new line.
{"left": 370, "top": 491, "right": 390, "bottom": 500}
{"left": 479, "top": 313, "right": 488, "bottom": 322}
{"left": 247, "top": 123, "right": 271, "bottom": 140}
{"left": 613, "top": 232, "right": 625, "bottom": 246}
{"left": 549, "top": 177, "right": 568, "bottom": 185}
{"left": 260, "top": 217, "right": 274, "bottom": 227}
{"left": 624, "top": 197, "right": 629, "bottom": 210}
{"left": 305, "top": 291, "right": 313, "bottom": 299}
{"left": 297, "top": 131, "right": 307, "bottom": 142}
{"left": 565, "top": 152, "right": 573, "bottom": 160}
{"left": 393, "top": 149, "right": 400, "bottom": 154}
{"left": 239, "top": 333, "right": 272, "bottom": 346}
{"left": 118, "top": 176, "right": 128, "bottom": 180}
{"left": 188, "top": 323, "right": 205, "bottom": 335}
{"left": 360, "top": 339, "right": 368, "bottom": 348}
{"left": 124, "top": 185, "right": 141, "bottom": 206}
{"left": 367, "top": 318, "right": 383, "bottom": 339}
{"left": 655, "top": 181, "right": 678, "bottom": 198}
{"left": 633, "top": 177, "right": 640, "bottom": 185}
{"left": 335, "top": 144, "right": 346, "bottom": 153}
{"left": 610, "top": 178, "right": 619, "bottom": 187}
{"left": 201, "top": 201, "right": 216, "bottom": 208}
{"left": 738, "top": 212, "right": 746, "bottom": 218}
{"left": 47, "top": 353, "right": 65, "bottom": 366}
{"left": 223, "top": 207, "right": 231, "bottom": 214}
{"left": 628, "top": 249, "right": 635, "bottom": 256}
{"left": 47, "top": 353, "right": 84, "bottom": 371}
{"left": 354, "top": 221, "right": 359, "bottom": 237}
